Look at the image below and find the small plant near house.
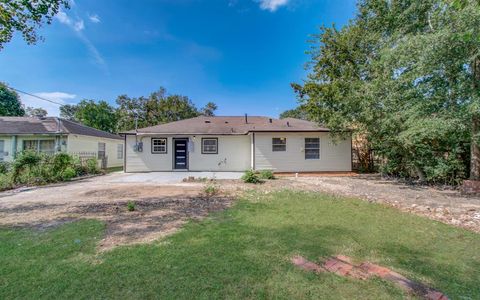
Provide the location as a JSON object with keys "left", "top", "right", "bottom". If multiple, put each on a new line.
{"left": 259, "top": 169, "right": 275, "bottom": 180}
{"left": 86, "top": 158, "right": 100, "bottom": 174}
{"left": 127, "top": 201, "right": 136, "bottom": 212}
{"left": 0, "top": 162, "right": 11, "bottom": 175}
{"left": 204, "top": 185, "right": 218, "bottom": 196}
{"left": 242, "top": 169, "right": 262, "bottom": 184}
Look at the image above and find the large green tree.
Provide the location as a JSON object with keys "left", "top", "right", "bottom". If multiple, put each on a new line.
{"left": 293, "top": 0, "right": 480, "bottom": 184}
{"left": 59, "top": 104, "right": 78, "bottom": 121}
{"left": 73, "top": 100, "right": 117, "bottom": 133}
{"left": 25, "top": 107, "right": 48, "bottom": 118}
{"left": 116, "top": 87, "right": 217, "bottom": 131}
{"left": 0, "top": 83, "right": 25, "bottom": 116}
{"left": 279, "top": 105, "right": 311, "bottom": 120}
{"left": 0, "top": 0, "right": 70, "bottom": 49}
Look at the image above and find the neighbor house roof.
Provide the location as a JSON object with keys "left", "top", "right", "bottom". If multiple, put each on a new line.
{"left": 122, "top": 116, "right": 330, "bottom": 135}
{"left": 0, "top": 117, "right": 123, "bottom": 140}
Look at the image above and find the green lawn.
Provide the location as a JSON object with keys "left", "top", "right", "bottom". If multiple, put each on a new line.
{"left": 1, "top": 190, "right": 479, "bottom": 299}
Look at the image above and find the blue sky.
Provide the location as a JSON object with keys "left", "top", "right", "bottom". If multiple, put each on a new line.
{"left": 0, "top": 0, "right": 356, "bottom": 117}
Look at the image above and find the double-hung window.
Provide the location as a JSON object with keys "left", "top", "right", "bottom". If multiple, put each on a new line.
{"left": 98, "top": 142, "right": 106, "bottom": 159}
{"left": 152, "top": 138, "right": 167, "bottom": 154}
{"left": 202, "top": 138, "right": 218, "bottom": 154}
{"left": 305, "top": 138, "right": 320, "bottom": 160}
{"left": 117, "top": 144, "right": 124, "bottom": 159}
{"left": 272, "top": 138, "right": 287, "bottom": 152}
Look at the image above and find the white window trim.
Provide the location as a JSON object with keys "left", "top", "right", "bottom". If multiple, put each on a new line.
{"left": 152, "top": 138, "right": 167, "bottom": 154}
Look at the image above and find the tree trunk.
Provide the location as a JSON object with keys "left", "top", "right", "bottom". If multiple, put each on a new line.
{"left": 470, "top": 57, "right": 480, "bottom": 180}
{"left": 471, "top": 115, "right": 480, "bottom": 180}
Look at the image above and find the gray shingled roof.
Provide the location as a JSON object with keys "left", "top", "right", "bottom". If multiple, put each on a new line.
{"left": 123, "top": 116, "right": 330, "bottom": 135}
{"left": 0, "top": 117, "right": 123, "bottom": 140}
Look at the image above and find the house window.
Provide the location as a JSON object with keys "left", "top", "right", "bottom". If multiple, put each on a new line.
{"left": 152, "top": 138, "right": 167, "bottom": 154}
{"left": 98, "top": 142, "right": 106, "bottom": 159}
{"left": 202, "top": 138, "right": 218, "bottom": 154}
{"left": 272, "top": 137, "right": 286, "bottom": 152}
{"left": 305, "top": 138, "right": 320, "bottom": 159}
{"left": 117, "top": 144, "right": 124, "bottom": 159}
{"left": 23, "top": 140, "right": 55, "bottom": 155}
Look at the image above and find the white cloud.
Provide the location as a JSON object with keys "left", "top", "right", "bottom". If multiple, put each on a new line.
{"left": 20, "top": 92, "right": 77, "bottom": 117}
{"left": 256, "top": 0, "right": 289, "bottom": 11}
{"left": 55, "top": 10, "right": 108, "bottom": 73}
{"left": 73, "top": 19, "right": 84, "bottom": 31}
{"left": 88, "top": 14, "right": 101, "bottom": 23}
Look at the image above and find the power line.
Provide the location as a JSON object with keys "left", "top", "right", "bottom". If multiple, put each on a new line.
{"left": 8, "top": 87, "right": 64, "bottom": 106}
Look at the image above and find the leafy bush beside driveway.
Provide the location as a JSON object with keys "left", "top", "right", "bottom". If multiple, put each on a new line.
{"left": 0, "top": 151, "right": 101, "bottom": 192}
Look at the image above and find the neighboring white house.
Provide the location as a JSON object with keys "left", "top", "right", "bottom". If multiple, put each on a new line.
{"left": 122, "top": 116, "right": 352, "bottom": 173}
{"left": 0, "top": 117, "right": 124, "bottom": 168}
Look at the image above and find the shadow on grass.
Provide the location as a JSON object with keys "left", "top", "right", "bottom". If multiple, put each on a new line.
{"left": 0, "top": 191, "right": 479, "bottom": 299}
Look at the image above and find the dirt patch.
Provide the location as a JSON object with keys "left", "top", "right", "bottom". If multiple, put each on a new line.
{"left": 0, "top": 177, "right": 233, "bottom": 250}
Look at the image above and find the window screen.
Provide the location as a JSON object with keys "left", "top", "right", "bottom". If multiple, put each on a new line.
{"left": 272, "top": 138, "right": 286, "bottom": 152}
{"left": 305, "top": 138, "right": 320, "bottom": 160}
{"left": 98, "top": 142, "right": 106, "bottom": 159}
{"left": 202, "top": 138, "right": 218, "bottom": 154}
{"left": 152, "top": 138, "right": 167, "bottom": 153}
{"left": 117, "top": 144, "right": 124, "bottom": 159}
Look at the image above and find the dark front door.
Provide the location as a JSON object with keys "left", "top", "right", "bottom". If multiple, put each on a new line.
{"left": 174, "top": 139, "right": 188, "bottom": 169}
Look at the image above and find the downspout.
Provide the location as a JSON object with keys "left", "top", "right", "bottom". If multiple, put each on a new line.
{"left": 124, "top": 134, "right": 127, "bottom": 173}
{"left": 251, "top": 132, "right": 256, "bottom": 170}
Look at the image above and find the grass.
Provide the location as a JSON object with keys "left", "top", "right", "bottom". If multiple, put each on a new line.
{"left": 0, "top": 190, "right": 479, "bottom": 299}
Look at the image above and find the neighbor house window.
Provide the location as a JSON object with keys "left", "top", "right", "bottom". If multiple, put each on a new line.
{"left": 305, "top": 138, "right": 320, "bottom": 159}
{"left": 117, "top": 144, "right": 124, "bottom": 159}
{"left": 272, "top": 137, "right": 286, "bottom": 152}
{"left": 23, "top": 140, "right": 55, "bottom": 155}
{"left": 152, "top": 138, "right": 167, "bottom": 154}
{"left": 98, "top": 142, "right": 106, "bottom": 159}
{"left": 202, "top": 138, "right": 218, "bottom": 154}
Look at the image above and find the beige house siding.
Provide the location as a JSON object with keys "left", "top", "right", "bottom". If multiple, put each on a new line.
{"left": 125, "top": 135, "right": 251, "bottom": 172}
{"left": 254, "top": 132, "right": 351, "bottom": 172}
{"left": 125, "top": 135, "right": 173, "bottom": 172}
{"left": 189, "top": 135, "right": 250, "bottom": 171}
{"left": 0, "top": 134, "right": 123, "bottom": 168}
{"left": 67, "top": 134, "right": 124, "bottom": 168}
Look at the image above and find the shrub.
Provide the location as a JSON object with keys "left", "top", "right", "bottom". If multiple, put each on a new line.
{"left": 242, "top": 170, "right": 262, "bottom": 184}
{"left": 12, "top": 151, "right": 42, "bottom": 183}
{"left": 52, "top": 153, "right": 74, "bottom": 173}
{"left": 204, "top": 185, "right": 218, "bottom": 196}
{"left": 61, "top": 167, "right": 77, "bottom": 181}
{"left": 0, "top": 173, "right": 13, "bottom": 191}
{"left": 127, "top": 201, "right": 135, "bottom": 212}
{"left": 86, "top": 158, "right": 100, "bottom": 174}
{"left": 0, "top": 161, "right": 11, "bottom": 174}
{"left": 259, "top": 170, "right": 275, "bottom": 180}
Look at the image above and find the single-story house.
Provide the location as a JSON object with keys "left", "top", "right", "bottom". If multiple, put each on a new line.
{"left": 0, "top": 117, "right": 124, "bottom": 168}
{"left": 122, "top": 116, "right": 352, "bottom": 172}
